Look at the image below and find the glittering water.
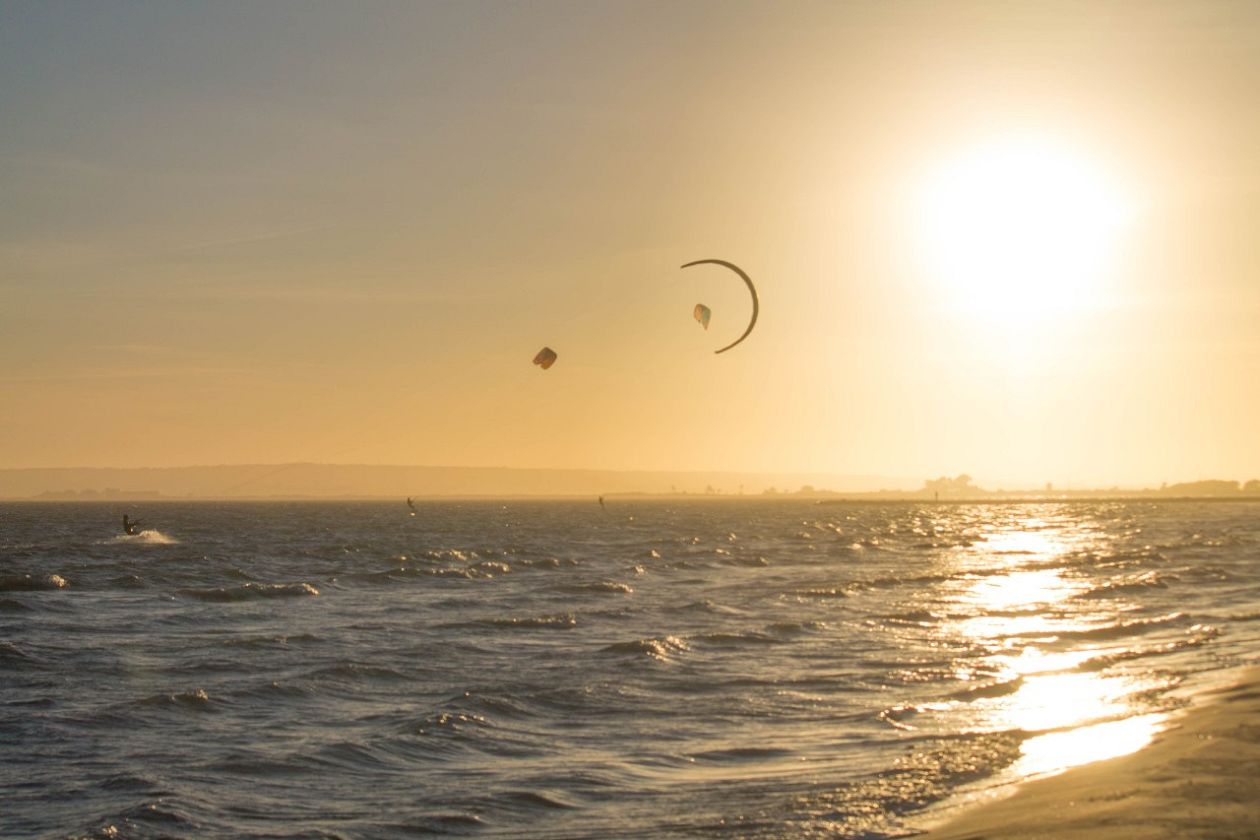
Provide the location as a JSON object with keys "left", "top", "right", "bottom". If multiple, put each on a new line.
{"left": 2, "top": 500, "right": 1258, "bottom": 838}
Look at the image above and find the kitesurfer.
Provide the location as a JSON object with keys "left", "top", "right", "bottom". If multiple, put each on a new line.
{"left": 407, "top": 497, "right": 417, "bottom": 516}
{"left": 122, "top": 514, "right": 143, "bottom": 535}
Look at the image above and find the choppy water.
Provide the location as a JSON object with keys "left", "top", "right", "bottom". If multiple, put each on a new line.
{"left": 2, "top": 500, "right": 1258, "bottom": 839}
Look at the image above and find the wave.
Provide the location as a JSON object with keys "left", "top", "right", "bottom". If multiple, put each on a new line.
{"left": 420, "top": 548, "right": 479, "bottom": 563}
{"left": 313, "top": 739, "right": 392, "bottom": 771}
{"left": 77, "top": 800, "right": 196, "bottom": 839}
{"left": 311, "top": 662, "right": 409, "bottom": 682}
{"left": 666, "top": 599, "right": 744, "bottom": 616}
{"left": 514, "top": 556, "right": 579, "bottom": 570}
{"left": 795, "top": 587, "right": 851, "bottom": 599}
{"left": 108, "top": 573, "right": 146, "bottom": 589}
{"left": 0, "top": 641, "right": 35, "bottom": 667}
{"left": 0, "top": 573, "right": 67, "bottom": 592}
{"left": 339, "top": 564, "right": 516, "bottom": 585}
{"left": 103, "top": 529, "right": 180, "bottom": 545}
{"left": 1033, "top": 612, "right": 1190, "bottom": 643}
{"left": 1175, "top": 567, "right": 1234, "bottom": 587}
{"left": 882, "top": 609, "right": 942, "bottom": 625}
{"left": 135, "top": 688, "right": 213, "bottom": 710}
{"left": 441, "top": 689, "right": 534, "bottom": 720}
{"left": 723, "top": 554, "right": 771, "bottom": 568}
{"left": 478, "top": 613, "right": 578, "bottom": 630}
{"left": 499, "top": 789, "right": 578, "bottom": 811}
{"left": 179, "top": 582, "right": 319, "bottom": 601}
{"left": 693, "top": 630, "right": 779, "bottom": 647}
{"left": 783, "top": 730, "right": 1024, "bottom": 835}
{"left": 882, "top": 663, "right": 980, "bottom": 685}
{"left": 233, "top": 680, "right": 314, "bottom": 701}
{"left": 222, "top": 632, "right": 320, "bottom": 649}
{"left": 1079, "top": 624, "right": 1221, "bottom": 670}
{"left": 689, "top": 746, "right": 795, "bottom": 762}
{"left": 879, "top": 703, "right": 927, "bottom": 730}
{"left": 556, "top": 580, "right": 634, "bottom": 595}
{"left": 766, "top": 619, "right": 828, "bottom": 635}
{"left": 603, "top": 635, "right": 689, "bottom": 660}
{"left": 852, "top": 571, "right": 955, "bottom": 592}
{"left": 344, "top": 566, "right": 448, "bottom": 584}
{"left": 949, "top": 675, "right": 1024, "bottom": 701}
{"left": 204, "top": 753, "right": 308, "bottom": 778}
{"left": 99, "top": 773, "right": 166, "bottom": 793}
{"left": 410, "top": 711, "right": 489, "bottom": 737}
{"left": 1077, "top": 571, "right": 1178, "bottom": 599}
{"left": 384, "top": 813, "right": 484, "bottom": 834}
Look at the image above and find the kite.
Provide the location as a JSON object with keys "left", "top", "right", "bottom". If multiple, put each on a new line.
{"left": 681, "top": 259, "right": 757, "bottom": 353}
{"left": 533, "top": 346, "right": 558, "bottom": 370}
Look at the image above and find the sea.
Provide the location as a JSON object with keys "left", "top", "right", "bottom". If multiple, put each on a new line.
{"left": 2, "top": 499, "right": 1258, "bottom": 839}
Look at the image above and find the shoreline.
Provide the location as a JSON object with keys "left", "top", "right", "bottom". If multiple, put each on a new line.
{"left": 917, "top": 667, "right": 1260, "bottom": 839}
{"left": 6, "top": 494, "right": 1260, "bottom": 504}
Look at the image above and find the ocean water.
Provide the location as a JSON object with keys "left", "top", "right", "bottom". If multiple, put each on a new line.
{"left": 2, "top": 499, "right": 1258, "bottom": 839}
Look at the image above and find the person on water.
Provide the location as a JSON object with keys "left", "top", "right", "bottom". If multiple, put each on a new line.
{"left": 122, "top": 514, "right": 144, "bottom": 535}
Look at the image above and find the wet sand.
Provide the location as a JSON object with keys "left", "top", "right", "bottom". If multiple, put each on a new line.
{"left": 921, "top": 668, "right": 1260, "bottom": 839}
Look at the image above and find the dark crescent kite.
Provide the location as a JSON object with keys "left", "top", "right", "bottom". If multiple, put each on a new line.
{"left": 680, "top": 259, "right": 758, "bottom": 353}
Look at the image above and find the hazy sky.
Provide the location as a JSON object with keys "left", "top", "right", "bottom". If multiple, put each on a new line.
{"left": 3, "top": 1, "right": 1257, "bottom": 487}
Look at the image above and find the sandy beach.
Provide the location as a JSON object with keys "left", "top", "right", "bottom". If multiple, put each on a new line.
{"left": 921, "top": 668, "right": 1260, "bottom": 839}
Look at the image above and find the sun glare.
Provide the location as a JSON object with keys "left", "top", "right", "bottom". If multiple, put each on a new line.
{"left": 915, "top": 137, "right": 1132, "bottom": 323}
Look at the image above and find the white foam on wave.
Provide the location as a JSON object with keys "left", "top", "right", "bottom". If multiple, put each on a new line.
{"left": 104, "top": 530, "right": 180, "bottom": 545}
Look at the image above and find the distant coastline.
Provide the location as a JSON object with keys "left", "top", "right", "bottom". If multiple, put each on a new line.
{"left": 0, "top": 463, "right": 909, "bottom": 501}
{"left": 815, "top": 476, "right": 1260, "bottom": 504}
{"left": 1, "top": 465, "right": 1256, "bottom": 503}
{"left": 816, "top": 494, "right": 1260, "bottom": 505}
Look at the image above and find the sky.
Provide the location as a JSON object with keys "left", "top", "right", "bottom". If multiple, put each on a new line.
{"left": 2, "top": 1, "right": 1258, "bottom": 488}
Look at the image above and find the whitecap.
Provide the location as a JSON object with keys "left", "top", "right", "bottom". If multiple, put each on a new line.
{"left": 104, "top": 530, "right": 180, "bottom": 545}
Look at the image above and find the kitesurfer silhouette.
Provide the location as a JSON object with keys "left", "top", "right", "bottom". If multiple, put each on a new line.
{"left": 122, "top": 514, "right": 144, "bottom": 535}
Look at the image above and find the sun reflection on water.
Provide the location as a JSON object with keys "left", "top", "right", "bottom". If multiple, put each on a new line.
{"left": 1016, "top": 713, "right": 1162, "bottom": 775}
{"left": 991, "top": 671, "right": 1144, "bottom": 733}
{"left": 964, "top": 568, "right": 1088, "bottom": 611}
{"left": 943, "top": 512, "right": 1167, "bottom": 776}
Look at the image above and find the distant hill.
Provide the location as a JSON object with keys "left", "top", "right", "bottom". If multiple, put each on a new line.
{"left": 0, "top": 464, "right": 914, "bottom": 500}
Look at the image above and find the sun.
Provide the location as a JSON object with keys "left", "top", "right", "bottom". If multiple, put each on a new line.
{"left": 914, "top": 137, "right": 1132, "bottom": 323}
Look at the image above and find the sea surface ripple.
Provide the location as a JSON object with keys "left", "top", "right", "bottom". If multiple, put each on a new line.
{"left": 2, "top": 500, "right": 1258, "bottom": 838}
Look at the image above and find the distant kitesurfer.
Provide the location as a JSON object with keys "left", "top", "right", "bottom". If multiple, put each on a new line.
{"left": 407, "top": 497, "right": 417, "bottom": 516}
{"left": 598, "top": 495, "right": 605, "bottom": 510}
{"left": 122, "top": 514, "right": 144, "bottom": 535}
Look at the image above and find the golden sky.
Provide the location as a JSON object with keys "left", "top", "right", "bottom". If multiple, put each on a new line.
{"left": 2, "top": 1, "right": 1257, "bottom": 487}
